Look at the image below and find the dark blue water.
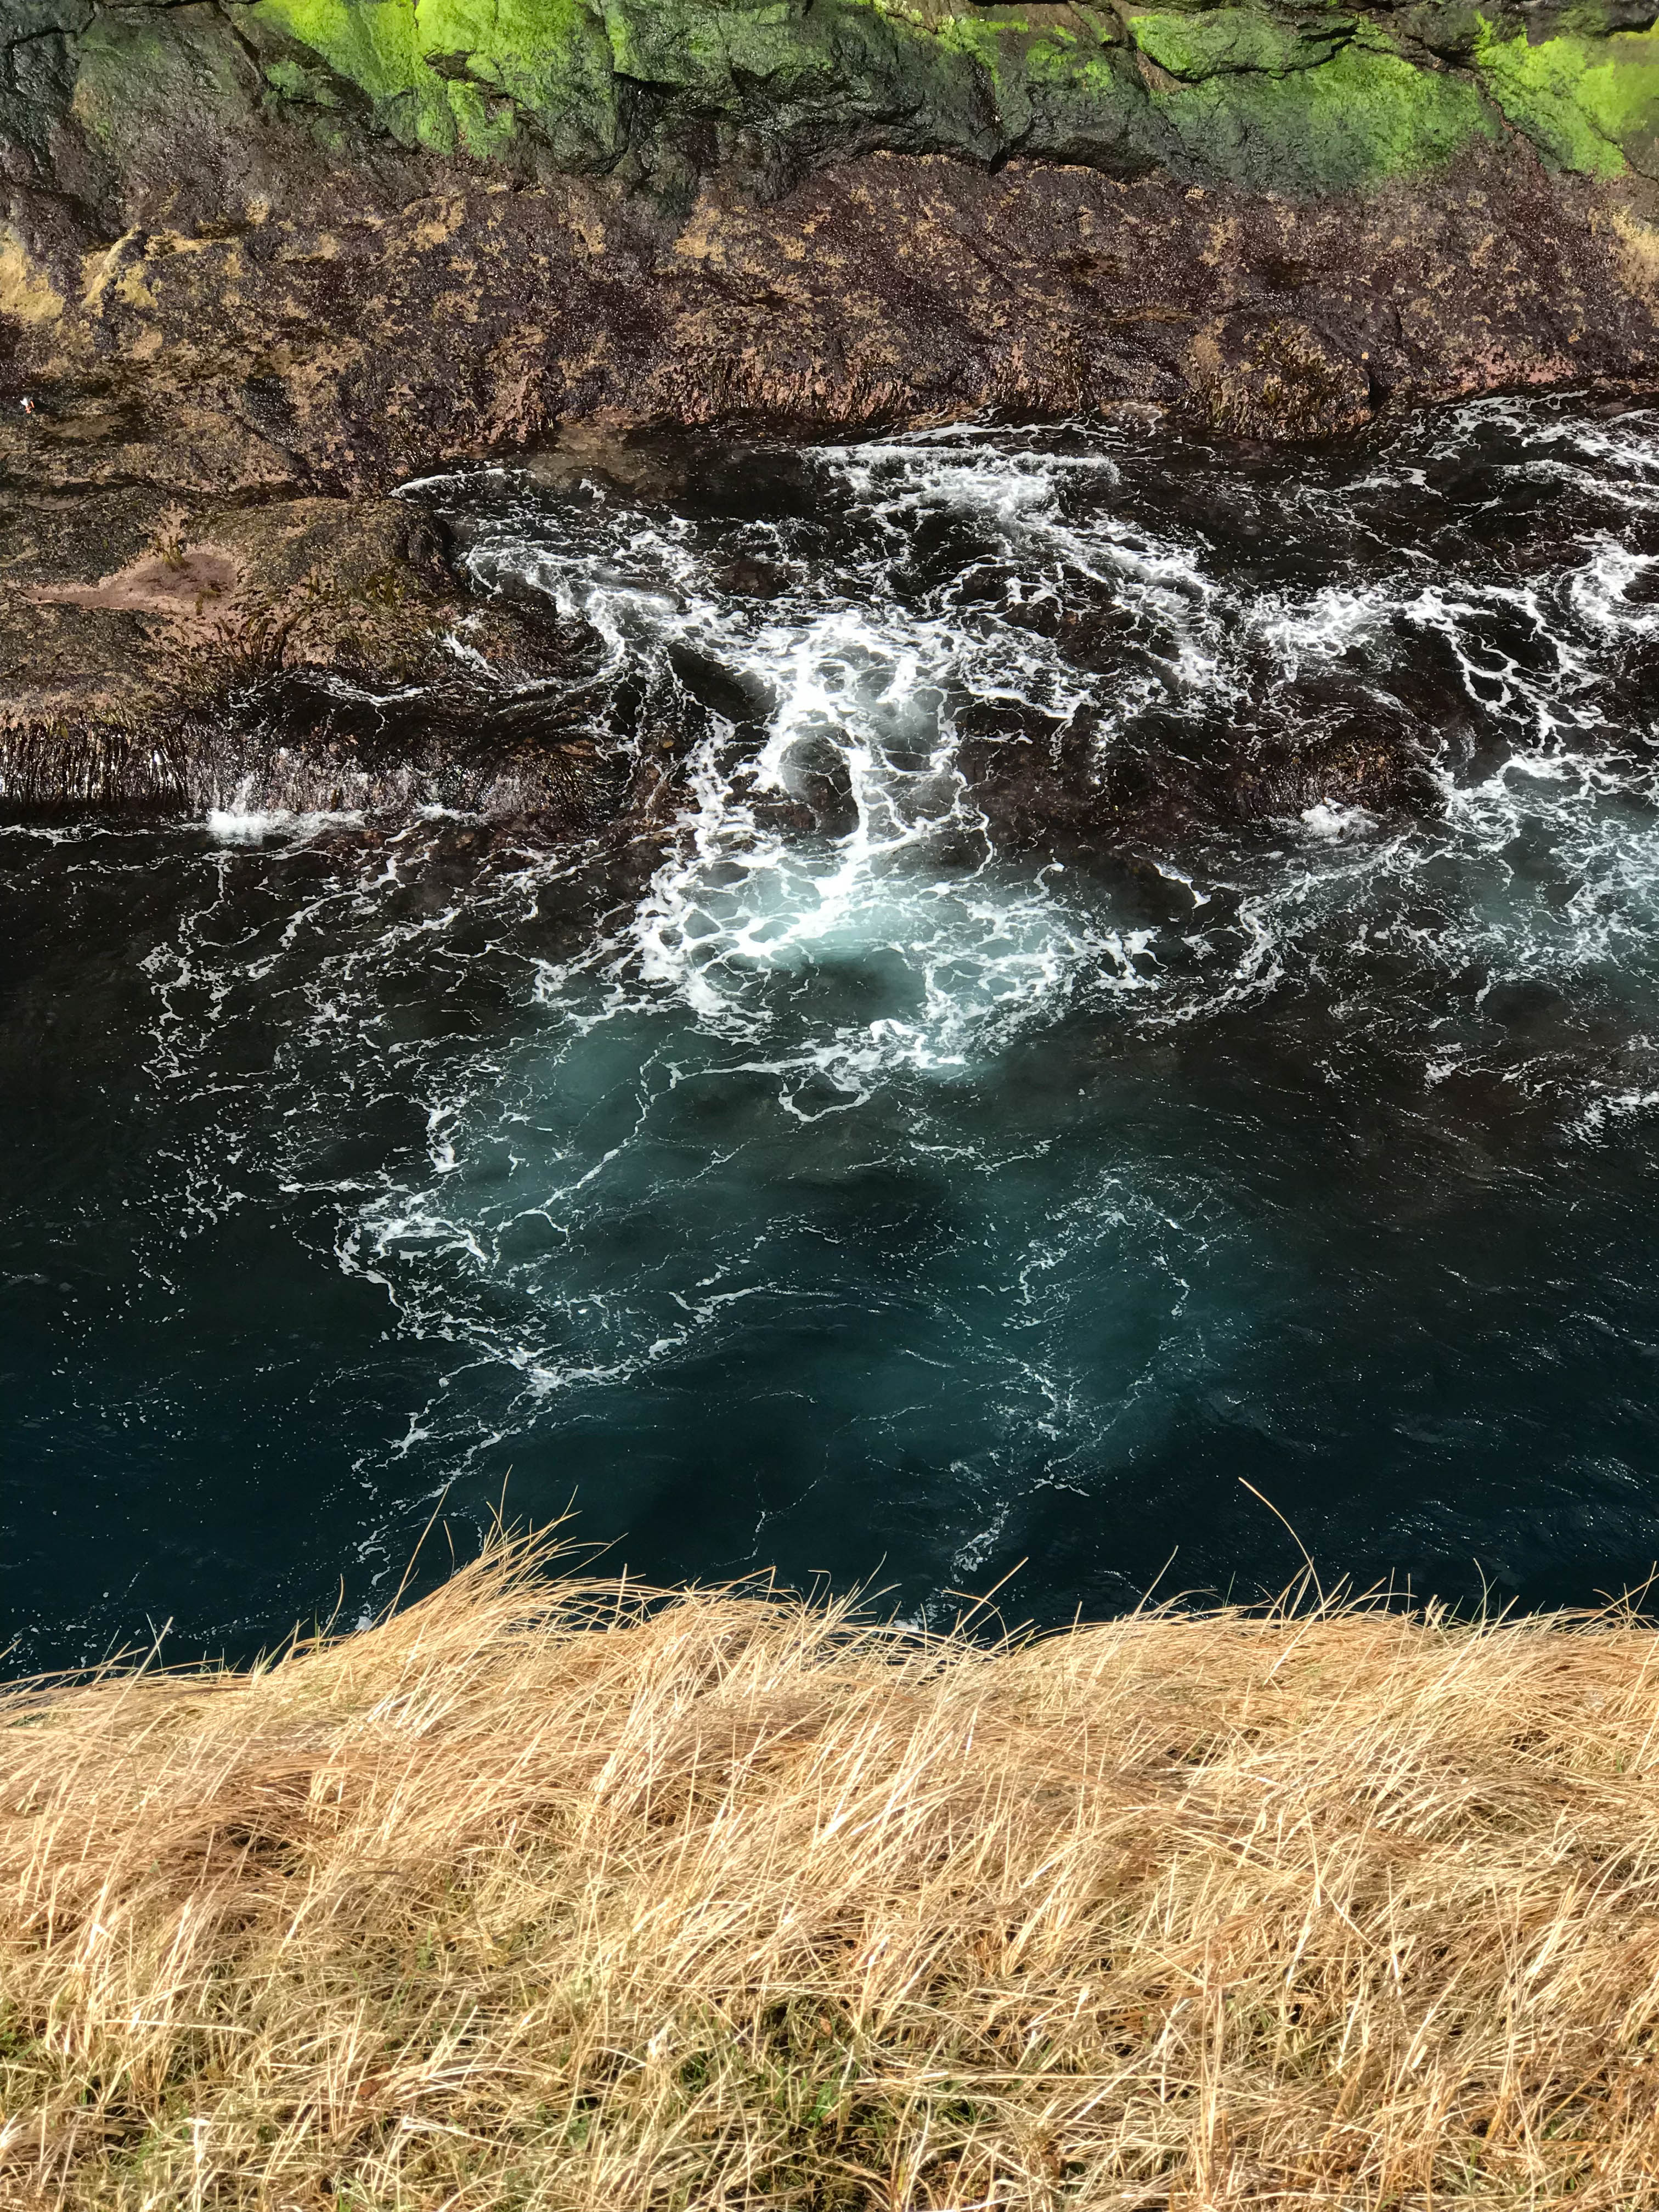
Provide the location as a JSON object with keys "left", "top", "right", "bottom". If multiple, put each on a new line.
{"left": 9, "top": 398, "right": 1659, "bottom": 1668}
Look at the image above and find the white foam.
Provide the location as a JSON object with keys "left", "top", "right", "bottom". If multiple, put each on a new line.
{"left": 109, "top": 395, "right": 1659, "bottom": 1520}
{"left": 1301, "top": 801, "right": 1376, "bottom": 841}
{"left": 205, "top": 802, "right": 364, "bottom": 846}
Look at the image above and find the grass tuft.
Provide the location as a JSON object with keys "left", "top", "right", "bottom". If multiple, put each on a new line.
{"left": 4, "top": 1535, "right": 1659, "bottom": 2206}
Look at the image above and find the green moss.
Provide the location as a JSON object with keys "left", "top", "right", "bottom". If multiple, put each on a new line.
{"left": 216, "top": 0, "right": 1575, "bottom": 197}
{"left": 1472, "top": 19, "right": 1659, "bottom": 175}
{"left": 1143, "top": 27, "right": 1498, "bottom": 192}
{"left": 600, "top": 0, "right": 825, "bottom": 94}
{"left": 927, "top": 10, "right": 1020, "bottom": 75}
{"left": 1127, "top": 8, "right": 1339, "bottom": 80}
{"left": 1025, "top": 31, "right": 1124, "bottom": 99}
{"left": 245, "top": 0, "right": 622, "bottom": 162}
{"left": 928, "top": 7, "right": 1133, "bottom": 139}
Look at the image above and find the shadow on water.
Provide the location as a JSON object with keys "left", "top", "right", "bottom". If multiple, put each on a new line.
{"left": 9, "top": 396, "right": 1659, "bottom": 1666}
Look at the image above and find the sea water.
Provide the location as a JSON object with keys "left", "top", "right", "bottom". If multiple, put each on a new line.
{"left": 8, "top": 397, "right": 1659, "bottom": 1666}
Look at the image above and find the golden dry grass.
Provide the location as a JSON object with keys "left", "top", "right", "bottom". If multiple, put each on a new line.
{"left": 4, "top": 1538, "right": 1659, "bottom": 2209}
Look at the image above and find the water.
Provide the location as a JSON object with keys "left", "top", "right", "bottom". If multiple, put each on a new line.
{"left": 10, "top": 396, "right": 1659, "bottom": 1669}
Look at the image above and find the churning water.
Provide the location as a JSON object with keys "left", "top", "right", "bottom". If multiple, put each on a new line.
{"left": 10, "top": 396, "right": 1659, "bottom": 1667}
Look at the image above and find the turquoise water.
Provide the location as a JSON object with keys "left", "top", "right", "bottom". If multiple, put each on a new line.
{"left": 9, "top": 399, "right": 1659, "bottom": 1666}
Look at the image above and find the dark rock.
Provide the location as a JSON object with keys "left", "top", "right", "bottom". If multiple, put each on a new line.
{"left": 0, "top": 487, "right": 614, "bottom": 814}
{"left": 6, "top": 0, "right": 1659, "bottom": 809}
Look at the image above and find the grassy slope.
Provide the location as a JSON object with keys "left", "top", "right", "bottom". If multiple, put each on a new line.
{"left": 3, "top": 1540, "right": 1659, "bottom": 2206}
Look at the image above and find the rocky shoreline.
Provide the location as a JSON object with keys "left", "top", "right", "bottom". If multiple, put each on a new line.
{"left": 7, "top": 0, "right": 1659, "bottom": 814}
{"left": 0, "top": 481, "right": 633, "bottom": 820}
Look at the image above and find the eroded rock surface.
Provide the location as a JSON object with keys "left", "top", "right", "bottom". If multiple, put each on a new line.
{"left": 0, "top": 487, "right": 625, "bottom": 815}
{"left": 6, "top": 0, "right": 1659, "bottom": 808}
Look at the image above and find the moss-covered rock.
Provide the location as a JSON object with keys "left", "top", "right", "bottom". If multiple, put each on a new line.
{"left": 244, "top": 0, "right": 624, "bottom": 166}
{"left": 1473, "top": 19, "right": 1659, "bottom": 176}
{"left": 12, "top": 0, "right": 1659, "bottom": 204}
{"left": 1136, "top": 19, "right": 1501, "bottom": 192}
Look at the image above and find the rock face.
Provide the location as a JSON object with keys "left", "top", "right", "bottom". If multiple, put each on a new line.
{"left": 6, "top": 0, "right": 1659, "bottom": 806}
{"left": 0, "top": 486, "right": 623, "bottom": 817}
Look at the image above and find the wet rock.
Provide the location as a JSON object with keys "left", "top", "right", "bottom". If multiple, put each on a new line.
{"left": 1187, "top": 315, "right": 1374, "bottom": 441}
{"left": 955, "top": 686, "right": 1439, "bottom": 855}
{"left": 0, "top": 483, "right": 612, "bottom": 814}
{"left": 7, "top": 0, "right": 1659, "bottom": 807}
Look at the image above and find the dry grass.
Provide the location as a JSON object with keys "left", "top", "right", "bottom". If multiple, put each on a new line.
{"left": 4, "top": 1540, "right": 1659, "bottom": 2209}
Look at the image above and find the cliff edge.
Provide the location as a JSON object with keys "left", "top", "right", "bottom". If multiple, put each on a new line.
{"left": 5, "top": 0, "right": 1659, "bottom": 802}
